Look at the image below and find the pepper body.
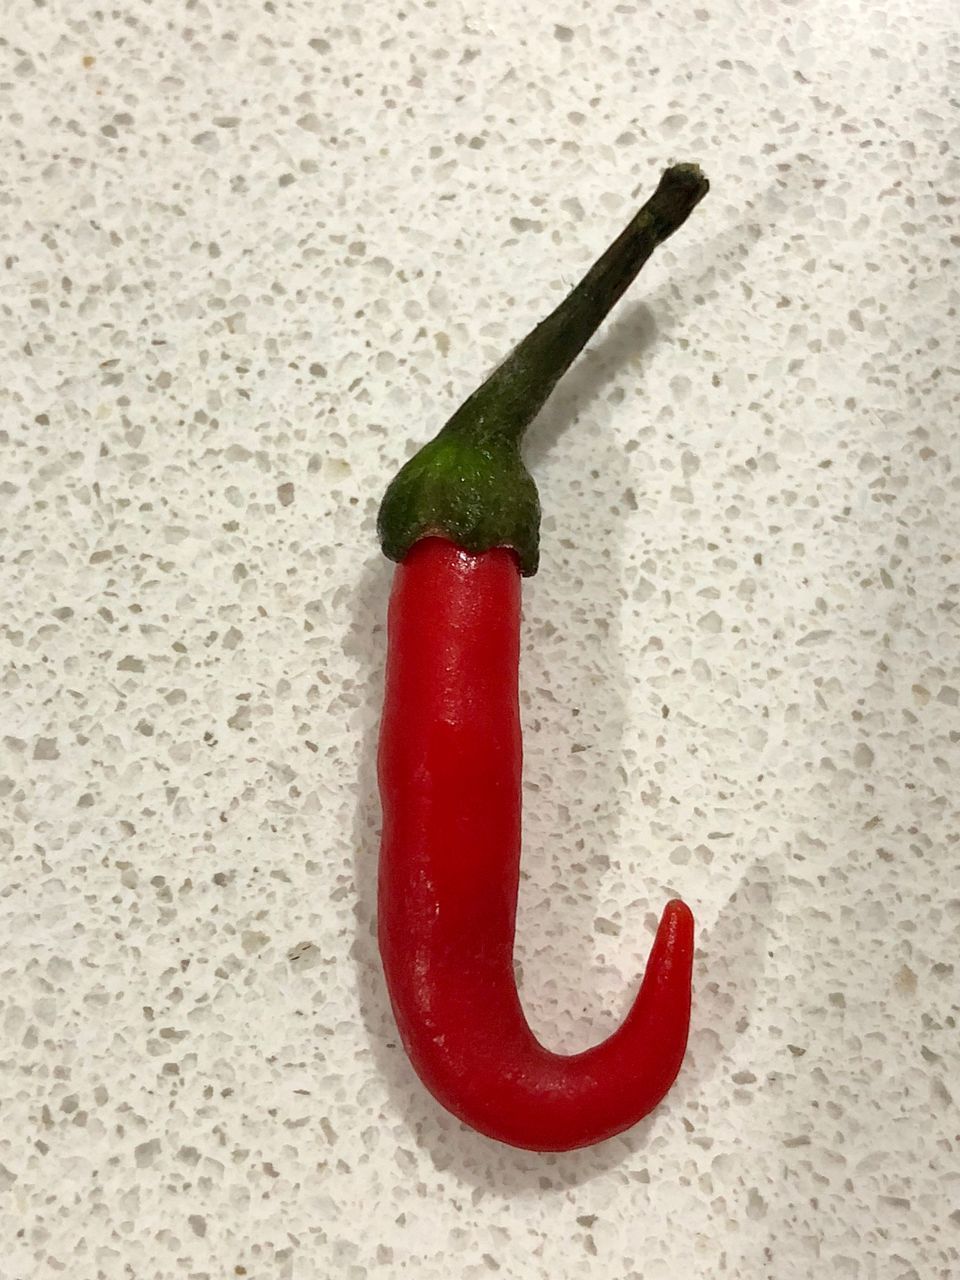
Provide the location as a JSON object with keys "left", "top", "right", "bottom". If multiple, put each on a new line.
{"left": 378, "top": 537, "right": 694, "bottom": 1151}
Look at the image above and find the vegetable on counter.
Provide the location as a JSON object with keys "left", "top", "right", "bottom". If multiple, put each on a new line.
{"left": 376, "top": 164, "right": 710, "bottom": 1152}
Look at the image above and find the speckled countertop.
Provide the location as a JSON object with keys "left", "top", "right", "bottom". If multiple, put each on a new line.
{"left": 2, "top": 1, "right": 959, "bottom": 1277}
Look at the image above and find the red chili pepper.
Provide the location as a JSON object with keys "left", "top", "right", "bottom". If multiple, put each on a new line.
{"left": 376, "top": 165, "right": 709, "bottom": 1151}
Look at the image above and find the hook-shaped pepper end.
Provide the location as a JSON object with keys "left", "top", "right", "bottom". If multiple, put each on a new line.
{"left": 430, "top": 896, "right": 696, "bottom": 1153}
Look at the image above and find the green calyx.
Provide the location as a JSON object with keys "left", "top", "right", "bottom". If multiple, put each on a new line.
{"left": 378, "top": 162, "right": 710, "bottom": 577}
{"left": 378, "top": 428, "right": 541, "bottom": 575}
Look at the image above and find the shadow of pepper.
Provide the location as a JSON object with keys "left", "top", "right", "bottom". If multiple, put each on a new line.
{"left": 344, "top": 176, "right": 801, "bottom": 1184}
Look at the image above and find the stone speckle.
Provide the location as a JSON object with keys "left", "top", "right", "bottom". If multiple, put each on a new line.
{"left": 1, "top": 1, "right": 958, "bottom": 1278}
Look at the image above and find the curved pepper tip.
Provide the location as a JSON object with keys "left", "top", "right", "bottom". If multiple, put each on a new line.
{"left": 661, "top": 896, "right": 695, "bottom": 940}
{"left": 645, "top": 897, "right": 695, "bottom": 1005}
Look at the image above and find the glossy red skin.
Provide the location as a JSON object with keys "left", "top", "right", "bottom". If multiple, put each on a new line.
{"left": 377, "top": 537, "right": 694, "bottom": 1151}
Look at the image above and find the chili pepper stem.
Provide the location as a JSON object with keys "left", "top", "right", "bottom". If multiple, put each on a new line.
{"left": 378, "top": 163, "right": 709, "bottom": 575}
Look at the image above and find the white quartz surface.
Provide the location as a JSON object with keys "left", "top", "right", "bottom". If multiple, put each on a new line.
{"left": 2, "top": 1, "right": 959, "bottom": 1277}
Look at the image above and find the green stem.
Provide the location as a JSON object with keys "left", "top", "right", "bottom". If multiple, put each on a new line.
{"left": 378, "top": 163, "right": 710, "bottom": 575}
{"left": 444, "top": 163, "right": 710, "bottom": 447}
